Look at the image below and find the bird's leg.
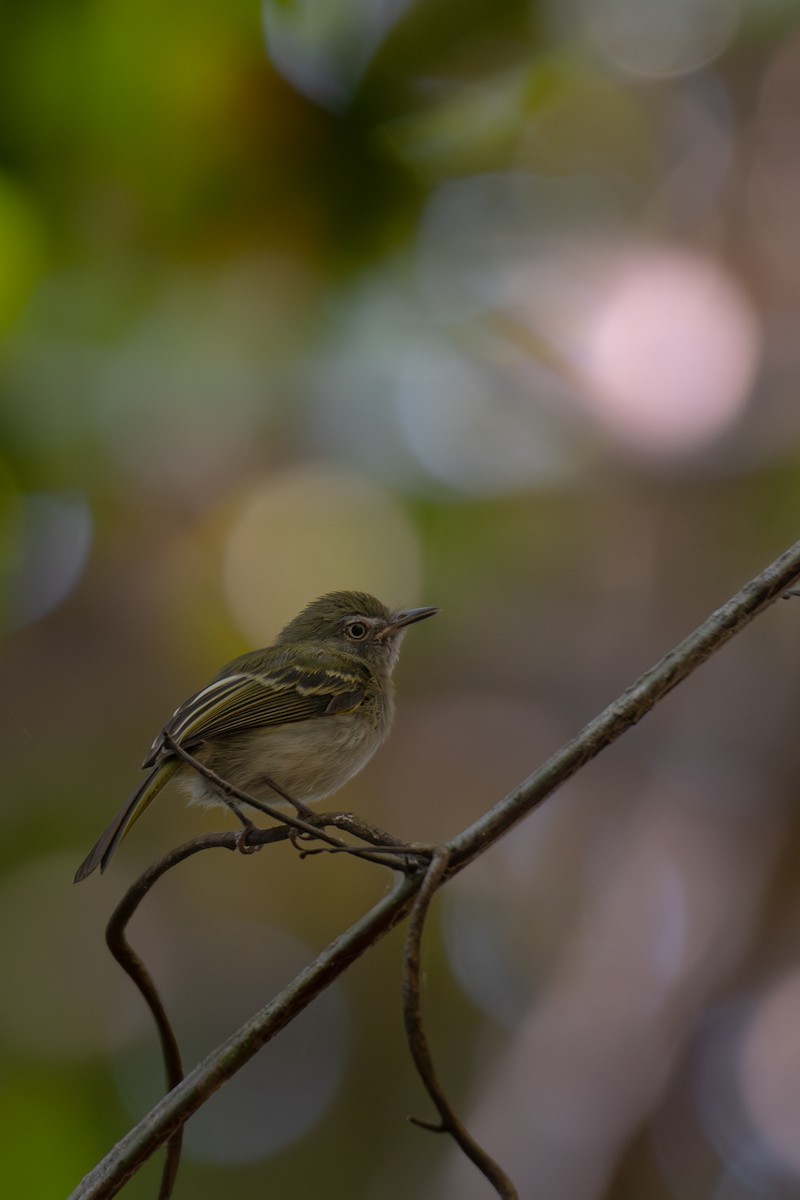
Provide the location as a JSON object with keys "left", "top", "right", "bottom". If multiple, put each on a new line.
{"left": 224, "top": 777, "right": 319, "bottom": 851}
{"left": 224, "top": 798, "right": 262, "bottom": 855}
{"left": 164, "top": 734, "right": 319, "bottom": 848}
{"left": 258, "top": 775, "right": 317, "bottom": 822}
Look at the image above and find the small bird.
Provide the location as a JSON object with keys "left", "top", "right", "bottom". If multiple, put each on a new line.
{"left": 74, "top": 591, "right": 437, "bottom": 881}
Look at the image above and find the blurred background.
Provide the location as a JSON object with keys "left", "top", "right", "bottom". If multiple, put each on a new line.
{"left": 2, "top": 0, "right": 800, "bottom": 1197}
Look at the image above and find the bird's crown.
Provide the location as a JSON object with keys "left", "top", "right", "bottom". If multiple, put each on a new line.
{"left": 277, "top": 591, "right": 391, "bottom": 642}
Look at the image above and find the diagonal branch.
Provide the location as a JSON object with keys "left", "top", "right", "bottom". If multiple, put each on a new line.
{"left": 68, "top": 536, "right": 800, "bottom": 1200}
{"left": 448, "top": 535, "right": 800, "bottom": 869}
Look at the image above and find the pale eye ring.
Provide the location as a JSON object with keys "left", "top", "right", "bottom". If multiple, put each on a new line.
{"left": 345, "top": 620, "right": 368, "bottom": 641}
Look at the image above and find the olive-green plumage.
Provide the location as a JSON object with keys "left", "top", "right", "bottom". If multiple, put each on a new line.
{"left": 74, "top": 591, "right": 437, "bottom": 881}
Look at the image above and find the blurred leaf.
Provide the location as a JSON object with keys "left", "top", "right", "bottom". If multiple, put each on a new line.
{"left": 0, "top": 176, "right": 46, "bottom": 335}
{"left": 0, "top": 1070, "right": 100, "bottom": 1198}
{"left": 381, "top": 68, "right": 530, "bottom": 177}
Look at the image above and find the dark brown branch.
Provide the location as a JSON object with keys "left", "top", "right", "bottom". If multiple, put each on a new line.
{"left": 403, "top": 848, "right": 518, "bottom": 1198}
{"left": 68, "top": 536, "right": 800, "bottom": 1200}
{"left": 447, "top": 535, "right": 800, "bottom": 869}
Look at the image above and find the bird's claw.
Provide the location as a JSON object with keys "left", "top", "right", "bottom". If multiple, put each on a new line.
{"left": 289, "top": 827, "right": 324, "bottom": 857}
{"left": 235, "top": 826, "right": 262, "bottom": 855}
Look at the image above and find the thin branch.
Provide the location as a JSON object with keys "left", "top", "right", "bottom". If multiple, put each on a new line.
{"left": 106, "top": 893, "right": 183, "bottom": 1199}
{"left": 163, "top": 734, "right": 351, "bottom": 846}
{"left": 403, "top": 848, "right": 519, "bottom": 1198}
{"left": 164, "top": 736, "right": 430, "bottom": 869}
{"left": 68, "top": 536, "right": 800, "bottom": 1200}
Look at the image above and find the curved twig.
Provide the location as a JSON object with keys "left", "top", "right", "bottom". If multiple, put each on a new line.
{"left": 69, "top": 536, "right": 800, "bottom": 1200}
{"left": 104, "top": 828, "right": 291, "bottom": 1197}
{"left": 103, "top": 811, "right": 431, "bottom": 1197}
{"left": 403, "top": 847, "right": 518, "bottom": 1198}
{"left": 72, "top": 873, "right": 421, "bottom": 1200}
{"left": 106, "top": 893, "right": 184, "bottom": 1199}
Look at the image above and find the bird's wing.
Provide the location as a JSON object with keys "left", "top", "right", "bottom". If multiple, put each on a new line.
{"left": 143, "top": 660, "right": 368, "bottom": 767}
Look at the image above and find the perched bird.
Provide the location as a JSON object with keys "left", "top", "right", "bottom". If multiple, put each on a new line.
{"left": 74, "top": 590, "right": 437, "bottom": 881}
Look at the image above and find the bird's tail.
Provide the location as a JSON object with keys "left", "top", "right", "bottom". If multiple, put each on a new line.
{"left": 73, "top": 758, "right": 180, "bottom": 882}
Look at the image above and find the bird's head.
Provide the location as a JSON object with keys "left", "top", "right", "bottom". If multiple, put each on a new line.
{"left": 276, "top": 590, "right": 438, "bottom": 671}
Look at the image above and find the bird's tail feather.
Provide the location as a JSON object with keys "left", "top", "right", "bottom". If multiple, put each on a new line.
{"left": 73, "top": 759, "right": 180, "bottom": 882}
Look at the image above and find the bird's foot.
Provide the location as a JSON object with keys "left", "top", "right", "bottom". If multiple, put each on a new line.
{"left": 235, "top": 822, "right": 262, "bottom": 855}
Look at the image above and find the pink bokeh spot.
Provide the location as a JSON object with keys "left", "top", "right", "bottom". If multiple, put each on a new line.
{"left": 739, "top": 970, "right": 800, "bottom": 1175}
{"left": 576, "top": 248, "right": 760, "bottom": 454}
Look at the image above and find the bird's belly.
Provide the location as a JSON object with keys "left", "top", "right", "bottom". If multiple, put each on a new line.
{"left": 182, "top": 714, "right": 384, "bottom": 809}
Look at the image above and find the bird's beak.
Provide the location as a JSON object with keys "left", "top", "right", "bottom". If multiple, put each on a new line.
{"left": 382, "top": 605, "right": 439, "bottom": 636}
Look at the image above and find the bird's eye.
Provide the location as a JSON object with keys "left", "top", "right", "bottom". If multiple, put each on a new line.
{"left": 345, "top": 620, "right": 368, "bottom": 641}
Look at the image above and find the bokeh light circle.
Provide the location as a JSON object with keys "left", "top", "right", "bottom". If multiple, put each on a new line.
{"left": 8, "top": 491, "right": 93, "bottom": 628}
{"left": 395, "top": 345, "right": 571, "bottom": 495}
{"left": 584, "top": 0, "right": 739, "bottom": 79}
{"left": 223, "top": 467, "right": 423, "bottom": 645}
{"left": 575, "top": 248, "right": 760, "bottom": 455}
{"left": 738, "top": 969, "right": 800, "bottom": 1176}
